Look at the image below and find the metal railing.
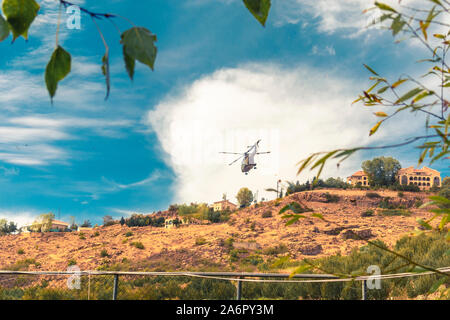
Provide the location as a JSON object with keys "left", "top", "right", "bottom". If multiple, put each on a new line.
{"left": 0, "top": 268, "right": 449, "bottom": 300}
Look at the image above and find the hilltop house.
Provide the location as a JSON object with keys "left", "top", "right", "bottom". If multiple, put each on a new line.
{"left": 397, "top": 166, "right": 441, "bottom": 190}
{"left": 347, "top": 166, "right": 441, "bottom": 190}
{"left": 212, "top": 200, "right": 237, "bottom": 212}
{"left": 347, "top": 171, "right": 369, "bottom": 186}
{"left": 20, "top": 219, "right": 70, "bottom": 233}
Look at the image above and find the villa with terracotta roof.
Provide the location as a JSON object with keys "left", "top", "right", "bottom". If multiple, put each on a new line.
{"left": 396, "top": 166, "right": 441, "bottom": 190}
{"left": 347, "top": 166, "right": 441, "bottom": 190}
{"left": 347, "top": 170, "right": 369, "bottom": 186}
{"left": 212, "top": 200, "right": 237, "bottom": 212}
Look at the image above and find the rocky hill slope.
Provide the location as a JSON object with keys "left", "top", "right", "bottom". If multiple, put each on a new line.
{"left": 0, "top": 189, "right": 436, "bottom": 272}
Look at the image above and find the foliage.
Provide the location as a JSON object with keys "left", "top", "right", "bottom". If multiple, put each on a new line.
{"left": 130, "top": 241, "right": 144, "bottom": 250}
{"left": 296, "top": 1, "right": 450, "bottom": 188}
{"left": 103, "top": 215, "right": 115, "bottom": 227}
{"left": 236, "top": 187, "right": 254, "bottom": 207}
{"left": 324, "top": 192, "right": 340, "bottom": 203}
{"left": 361, "top": 210, "right": 374, "bottom": 217}
{"left": 195, "top": 238, "right": 207, "bottom": 246}
{"left": 124, "top": 214, "right": 165, "bottom": 228}
{"left": 262, "top": 210, "right": 272, "bottom": 218}
{"left": 379, "top": 209, "right": 411, "bottom": 216}
{"left": 100, "top": 249, "right": 109, "bottom": 258}
{"left": 362, "top": 157, "right": 402, "bottom": 186}
{"left": 0, "top": 0, "right": 270, "bottom": 101}
{"left": 0, "top": 219, "right": 17, "bottom": 235}
{"left": 366, "top": 192, "right": 382, "bottom": 198}
{"left": 29, "top": 213, "right": 54, "bottom": 233}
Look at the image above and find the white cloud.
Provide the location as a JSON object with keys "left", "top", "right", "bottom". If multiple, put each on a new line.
{"left": 271, "top": 0, "right": 433, "bottom": 37}
{"left": 0, "top": 210, "right": 39, "bottom": 228}
{"left": 146, "top": 63, "right": 426, "bottom": 205}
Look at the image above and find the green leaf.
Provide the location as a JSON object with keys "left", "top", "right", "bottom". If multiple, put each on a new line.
{"left": 395, "top": 88, "right": 423, "bottom": 104}
{"left": 0, "top": 14, "right": 10, "bottom": 41}
{"left": 311, "top": 213, "right": 325, "bottom": 221}
{"left": 416, "top": 218, "right": 432, "bottom": 230}
{"left": 243, "top": 0, "right": 271, "bottom": 27}
{"left": 45, "top": 46, "right": 71, "bottom": 102}
{"left": 429, "top": 278, "right": 446, "bottom": 294}
{"left": 290, "top": 263, "right": 311, "bottom": 278}
{"left": 121, "top": 27, "right": 157, "bottom": 79}
{"left": 375, "top": 2, "right": 397, "bottom": 13}
{"left": 101, "top": 50, "right": 110, "bottom": 100}
{"left": 2, "top": 0, "right": 40, "bottom": 41}
{"left": 363, "top": 64, "right": 379, "bottom": 76}
{"left": 123, "top": 46, "right": 135, "bottom": 80}
{"left": 391, "top": 15, "right": 406, "bottom": 36}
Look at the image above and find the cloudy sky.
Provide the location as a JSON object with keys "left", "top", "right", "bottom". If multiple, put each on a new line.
{"left": 0, "top": 0, "right": 448, "bottom": 226}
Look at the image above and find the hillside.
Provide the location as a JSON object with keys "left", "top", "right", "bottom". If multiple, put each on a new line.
{"left": 0, "top": 189, "right": 437, "bottom": 273}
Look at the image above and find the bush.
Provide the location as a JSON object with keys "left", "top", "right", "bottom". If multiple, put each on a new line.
{"left": 397, "top": 191, "right": 404, "bottom": 198}
{"left": 324, "top": 193, "right": 340, "bottom": 203}
{"left": 68, "top": 259, "right": 77, "bottom": 266}
{"left": 366, "top": 192, "right": 381, "bottom": 198}
{"left": 79, "top": 233, "right": 86, "bottom": 240}
{"left": 262, "top": 211, "right": 272, "bottom": 218}
{"left": 17, "top": 248, "right": 25, "bottom": 255}
{"left": 131, "top": 242, "right": 144, "bottom": 249}
{"left": 124, "top": 231, "right": 133, "bottom": 237}
{"left": 380, "top": 209, "right": 411, "bottom": 216}
{"left": 263, "top": 244, "right": 289, "bottom": 256}
{"left": 100, "top": 249, "right": 109, "bottom": 257}
{"left": 195, "top": 238, "right": 207, "bottom": 246}
{"left": 361, "top": 210, "right": 374, "bottom": 217}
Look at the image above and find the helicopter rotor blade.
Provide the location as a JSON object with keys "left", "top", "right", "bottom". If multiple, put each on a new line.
{"left": 220, "top": 152, "right": 244, "bottom": 155}
{"left": 229, "top": 155, "right": 244, "bottom": 166}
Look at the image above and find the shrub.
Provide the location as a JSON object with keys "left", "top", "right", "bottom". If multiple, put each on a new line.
{"left": 397, "top": 192, "right": 404, "bottom": 198}
{"left": 131, "top": 241, "right": 144, "bottom": 249}
{"left": 68, "top": 259, "right": 77, "bottom": 266}
{"left": 262, "top": 211, "right": 272, "bottom": 218}
{"left": 79, "top": 233, "right": 86, "bottom": 240}
{"left": 100, "top": 249, "right": 109, "bottom": 257}
{"left": 17, "top": 248, "right": 25, "bottom": 255}
{"left": 93, "top": 231, "right": 100, "bottom": 237}
{"left": 366, "top": 192, "right": 381, "bottom": 198}
{"left": 378, "top": 197, "right": 397, "bottom": 209}
{"left": 324, "top": 193, "right": 340, "bottom": 203}
{"left": 263, "top": 244, "right": 289, "bottom": 256}
{"left": 124, "top": 231, "right": 133, "bottom": 237}
{"left": 195, "top": 238, "right": 207, "bottom": 246}
{"left": 380, "top": 209, "right": 411, "bottom": 216}
{"left": 361, "top": 210, "right": 374, "bottom": 217}
{"left": 414, "top": 198, "right": 424, "bottom": 208}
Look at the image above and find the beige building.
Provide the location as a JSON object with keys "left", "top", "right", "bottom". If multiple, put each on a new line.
{"left": 347, "top": 170, "right": 369, "bottom": 186}
{"left": 347, "top": 166, "right": 441, "bottom": 190}
{"left": 397, "top": 166, "right": 441, "bottom": 190}
{"left": 212, "top": 200, "right": 237, "bottom": 212}
{"left": 50, "top": 220, "right": 70, "bottom": 232}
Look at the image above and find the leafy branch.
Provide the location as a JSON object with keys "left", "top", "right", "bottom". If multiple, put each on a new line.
{"left": 0, "top": 0, "right": 271, "bottom": 102}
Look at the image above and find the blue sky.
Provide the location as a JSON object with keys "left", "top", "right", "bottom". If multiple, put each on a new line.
{"left": 0, "top": 0, "right": 448, "bottom": 226}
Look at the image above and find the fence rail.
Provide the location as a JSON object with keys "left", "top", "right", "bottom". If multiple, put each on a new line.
{"left": 0, "top": 268, "right": 449, "bottom": 300}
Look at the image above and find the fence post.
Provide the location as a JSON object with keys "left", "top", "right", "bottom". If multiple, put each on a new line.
{"left": 361, "top": 280, "right": 367, "bottom": 300}
{"left": 236, "top": 277, "right": 242, "bottom": 300}
{"left": 112, "top": 274, "right": 119, "bottom": 300}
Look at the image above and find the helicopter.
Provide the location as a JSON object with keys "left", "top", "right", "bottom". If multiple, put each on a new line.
{"left": 220, "top": 140, "right": 271, "bottom": 175}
